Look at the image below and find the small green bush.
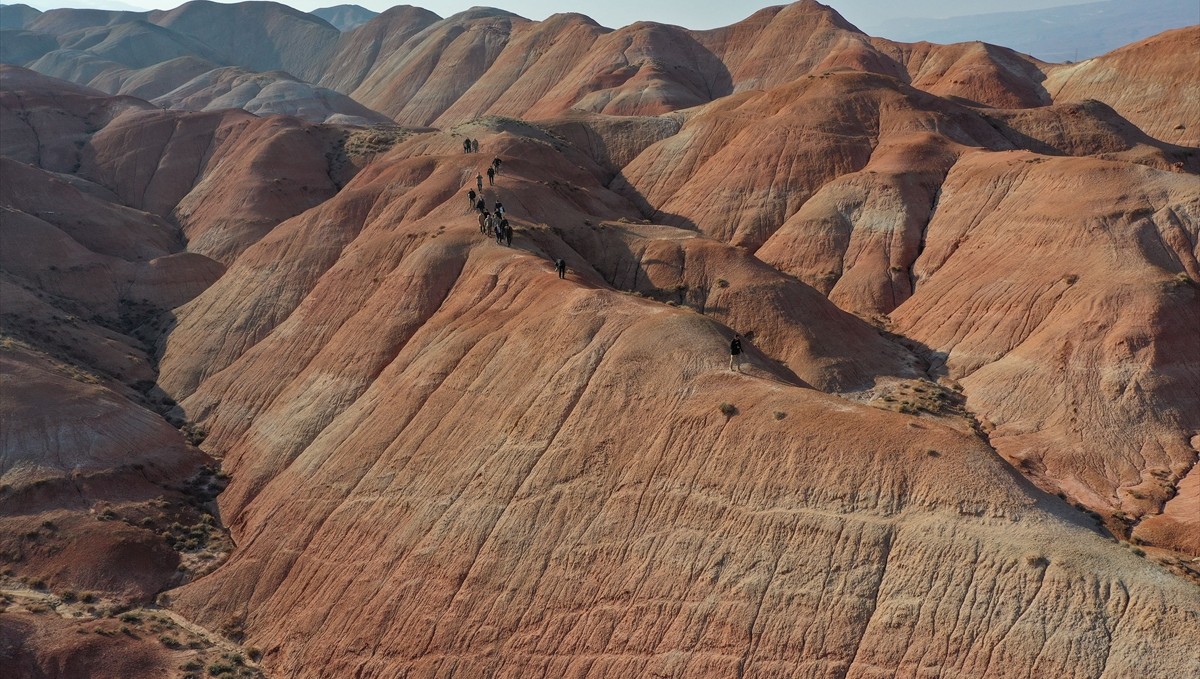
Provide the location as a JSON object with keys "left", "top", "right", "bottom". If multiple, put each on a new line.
{"left": 719, "top": 403, "right": 737, "bottom": 417}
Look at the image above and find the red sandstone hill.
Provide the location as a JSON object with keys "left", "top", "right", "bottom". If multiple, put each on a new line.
{"left": 2, "top": 5, "right": 1199, "bottom": 678}
{"left": 1043, "top": 25, "right": 1200, "bottom": 147}
{"left": 3, "top": 1, "right": 1194, "bottom": 148}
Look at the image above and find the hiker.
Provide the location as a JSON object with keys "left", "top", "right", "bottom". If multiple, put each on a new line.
{"left": 475, "top": 197, "right": 486, "bottom": 213}
{"left": 492, "top": 157, "right": 502, "bottom": 174}
{"left": 463, "top": 138, "right": 471, "bottom": 154}
{"left": 494, "top": 221, "right": 504, "bottom": 244}
{"left": 503, "top": 220, "right": 513, "bottom": 246}
{"left": 554, "top": 258, "right": 566, "bottom": 279}
{"left": 729, "top": 334, "right": 742, "bottom": 371}
{"left": 495, "top": 201, "right": 504, "bottom": 216}
{"left": 467, "top": 189, "right": 477, "bottom": 210}
{"left": 487, "top": 166, "right": 496, "bottom": 186}
{"left": 471, "top": 139, "right": 479, "bottom": 153}
{"left": 476, "top": 173, "right": 483, "bottom": 192}
{"left": 478, "top": 211, "right": 488, "bottom": 234}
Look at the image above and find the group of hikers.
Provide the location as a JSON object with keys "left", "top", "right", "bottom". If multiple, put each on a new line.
{"left": 465, "top": 146, "right": 568, "bottom": 277}
{"left": 463, "top": 138, "right": 747, "bottom": 372}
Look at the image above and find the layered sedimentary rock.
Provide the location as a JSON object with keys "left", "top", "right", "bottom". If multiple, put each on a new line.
{"left": 153, "top": 67, "right": 392, "bottom": 125}
{"left": 2, "top": 4, "right": 1199, "bottom": 678}
{"left": 148, "top": 123, "right": 1198, "bottom": 678}
{"left": 1042, "top": 26, "right": 1200, "bottom": 146}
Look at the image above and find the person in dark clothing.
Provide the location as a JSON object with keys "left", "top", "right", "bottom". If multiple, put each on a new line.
{"left": 471, "top": 139, "right": 479, "bottom": 153}
{"left": 487, "top": 166, "right": 496, "bottom": 186}
{"left": 494, "top": 221, "right": 504, "bottom": 244}
{"left": 463, "top": 138, "right": 471, "bottom": 154}
{"left": 492, "top": 157, "right": 502, "bottom": 173}
{"left": 503, "top": 220, "right": 512, "bottom": 246}
{"left": 467, "top": 189, "right": 477, "bottom": 210}
{"left": 476, "top": 198, "right": 486, "bottom": 213}
{"left": 729, "top": 334, "right": 742, "bottom": 371}
{"left": 476, "top": 173, "right": 483, "bottom": 191}
{"left": 495, "top": 201, "right": 504, "bottom": 216}
{"left": 554, "top": 258, "right": 567, "bottom": 279}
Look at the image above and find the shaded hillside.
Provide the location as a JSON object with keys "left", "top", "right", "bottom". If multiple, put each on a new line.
{"left": 311, "top": 3, "right": 377, "bottom": 31}
{"left": 0, "top": 2, "right": 39, "bottom": 29}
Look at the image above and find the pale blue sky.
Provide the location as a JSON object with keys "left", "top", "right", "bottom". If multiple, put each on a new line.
{"left": 18, "top": 0, "right": 1101, "bottom": 30}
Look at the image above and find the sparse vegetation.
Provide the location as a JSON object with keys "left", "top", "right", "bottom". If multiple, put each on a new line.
{"left": 342, "top": 126, "right": 408, "bottom": 157}
{"left": 182, "top": 422, "right": 208, "bottom": 446}
{"left": 715, "top": 278, "right": 729, "bottom": 288}
{"left": 719, "top": 402, "right": 738, "bottom": 417}
{"left": 773, "top": 411, "right": 787, "bottom": 420}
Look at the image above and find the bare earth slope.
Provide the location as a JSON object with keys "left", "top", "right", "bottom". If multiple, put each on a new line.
{"left": 151, "top": 124, "right": 1199, "bottom": 678}
{"left": 3, "top": 5, "right": 1200, "bottom": 678}
{"left": 1043, "top": 26, "right": 1200, "bottom": 147}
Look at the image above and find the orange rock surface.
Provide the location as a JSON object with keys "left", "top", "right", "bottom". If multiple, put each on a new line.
{"left": 2, "top": 4, "right": 1198, "bottom": 678}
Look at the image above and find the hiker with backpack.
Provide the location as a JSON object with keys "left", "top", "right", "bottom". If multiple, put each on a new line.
{"left": 554, "top": 259, "right": 567, "bottom": 279}
{"left": 729, "top": 334, "right": 743, "bottom": 371}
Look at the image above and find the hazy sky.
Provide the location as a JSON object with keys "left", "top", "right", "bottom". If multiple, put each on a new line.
{"left": 18, "top": 0, "right": 1103, "bottom": 30}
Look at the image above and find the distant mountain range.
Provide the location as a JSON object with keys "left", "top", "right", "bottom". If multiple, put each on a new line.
{"left": 869, "top": 0, "right": 1198, "bottom": 62}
